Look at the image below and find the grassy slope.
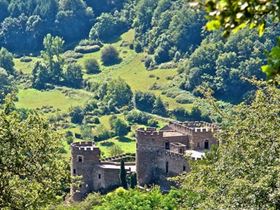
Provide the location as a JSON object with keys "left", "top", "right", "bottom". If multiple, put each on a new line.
{"left": 17, "top": 88, "right": 91, "bottom": 111}
{"left": 14, "top": 29, "right": 192, "bottom": 157}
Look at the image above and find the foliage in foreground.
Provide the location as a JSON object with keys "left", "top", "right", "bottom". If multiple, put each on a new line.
{"left": 0, "top": 96, "right": 69, "bottom": 209}
{"left": 56, "top": 187, "right": 181, "bottom": 210}
{"left": 178, "top": 81, "right": 280, "bottom": 209}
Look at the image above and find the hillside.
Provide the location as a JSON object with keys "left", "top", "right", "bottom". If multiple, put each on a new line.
{"left": 13, "top": 29, "right": 193, "bottom": 157}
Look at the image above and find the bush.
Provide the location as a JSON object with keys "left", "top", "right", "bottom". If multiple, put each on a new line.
{"left": 101, "top": 45, "right": 121, "bottom": 66}
{"left": 147, "top": 119, "right": 159, "bottom": 127}
{"left": 79, "top": 39, "right": 102, "bottom": 47}
{"left": 126, "top": 110, "right": 151, "bottom": 125}
{"left": 63, "top": 63, "right": 83, "bottom": 88}
{"left": 84, "top": 99, "right": 98, "bottom": 112}
{"left": 134, "top": 41, "right": 142, "bottom": 53}
{"left": 175, "top": 93, "right": 195, "bottom": 104}
{"left": 20, "top": 57, "right": 32, "bottom": 62}
{"left": 74, "top": 45, "right": 100, "bottom": 54}
{"left": 144, "top": 56, "right": 153, "bottom": 69}
{"left": 94, "top": 125, "right": 112, "bottom": 141}
{"left": 109, "top": 144, "right": 124, "bottom": 157}
{"left": 63, "top": 50, "right": 83, "bottom": 60}
{"left": 110, "top": 116, "right": 130, "bottom": 137}
{"left": 134, "top": 91, "right": 156, "bottom": 113}
{"left": 69, "top": 106, "right": 84, "bottom": 124}
{"left": 85, "top": 58, "right": 101, "bottom": 74}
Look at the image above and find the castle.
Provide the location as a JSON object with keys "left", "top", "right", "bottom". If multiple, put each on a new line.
{"left": 71, "top": 121, "right": 218, "bottom": 201}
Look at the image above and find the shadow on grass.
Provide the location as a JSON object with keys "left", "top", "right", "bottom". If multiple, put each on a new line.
{"left": 100, "top": 141, "right": 114, "bottom": 147}
{"left": 103, "top": 36, "right": 121, "bottom": 44}
{"left": 117, "top": 136, "right": 133, "bottom": 143}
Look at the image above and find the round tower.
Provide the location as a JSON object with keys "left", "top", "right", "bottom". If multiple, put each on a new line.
{"left": 70, "top": 141, "right": 100, "bottom": 201}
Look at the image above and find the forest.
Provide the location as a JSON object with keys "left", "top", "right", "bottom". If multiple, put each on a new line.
{"left": 0, "top": 0, "right": 279, "bottom": 209}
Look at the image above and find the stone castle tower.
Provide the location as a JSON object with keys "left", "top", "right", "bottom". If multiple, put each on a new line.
{"left": 136, "top": 121, "right": 217, "bottom": 186}
{"left": 71, "top": 141, "right": 101, "bottom": 201}
{"left": 70, "top": 141, "right": 136, "bottom": 201}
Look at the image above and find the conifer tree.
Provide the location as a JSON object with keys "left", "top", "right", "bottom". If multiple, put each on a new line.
{"left": 130, "top": 173, "right": 137, "bottom": 189}
{"left": 119, "top": 159, "right": 127, "bottom": 189}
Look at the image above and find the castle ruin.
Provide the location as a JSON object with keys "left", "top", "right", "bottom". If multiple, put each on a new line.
{"left": 70, "top": 121, "right": 218, "bottom": 201}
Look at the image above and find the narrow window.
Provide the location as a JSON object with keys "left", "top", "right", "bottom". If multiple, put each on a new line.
{"left": 204, "top": 140, "right": 209, "bottom": 149}
{"left": 98, "top": 174, "right": 101, "bottom": 179}
{"left": 183, "top": 166, "right": 186, "bottom": 171}
{"left": 179, "top": 148, "right": 183, "bottom": 154}
{"left": 166, "top": 161, "right": 169, "bottom": 174}
{"left": 197, "top": 142, "right": 200, "bottom": 149}
{"left": 73, "top": 169, "right": 76, "bottom": 175}
{"left": 77, "top": 155, "right": 83, "bottom": 163}
{"left": 165, "top": 142, "right": 170, "bottom": 150}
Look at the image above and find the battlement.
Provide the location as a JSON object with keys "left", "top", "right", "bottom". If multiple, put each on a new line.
{"left": 71, "top": 141, "right": 100, "bottom": 152}
{"left": 169, "top": 121, "right": 217, "bottom": 134}
{"left": 136, "top": 127, "right": 163, "bottom": 137}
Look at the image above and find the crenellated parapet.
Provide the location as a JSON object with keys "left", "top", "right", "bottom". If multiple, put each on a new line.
{"left": 136, "top": 127, "right": 164, "bottom": 138}
{"left": 168, "top": 121, "right": 218, "bottom": 135}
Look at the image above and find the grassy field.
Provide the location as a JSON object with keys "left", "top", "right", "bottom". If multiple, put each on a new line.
{"left": 14, "top": 57, "right": 41, "bottom": 74}
{"left": 16, "top": 88, "right": 91, "bottom": 111}
{"left": 96, "top": 136, "right": 136, "bottom": 157}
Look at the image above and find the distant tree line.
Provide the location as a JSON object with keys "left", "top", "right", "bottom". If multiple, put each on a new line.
{"left": 0, "top": 0, "right": 133, "bottom": 53}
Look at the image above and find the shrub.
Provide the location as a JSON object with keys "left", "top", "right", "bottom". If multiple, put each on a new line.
{"left": 126, "top": 110, "right": 151, "bottom": 125}
{"left": 69, "top": 106, "right": 84, "bottom": 124}
{"left": 134, "top": 91, "right": 156, "bottom": 113}
{"left": 94, "top": 125, "right": 111, "bottom": 141}
{"left": 144, "top": 56, "right": 153, "bottom": 69}
{"left": 109, "top": 144, "right": 124, "bottom": 157}
{"left": 134, "top": 41, "right": 142, "bottom": 53}
{"left": 63, "top": 51, "right": 83, "bottom": 62}
{"left": 20, "top": 57, "right": 32, "bottom": 62}
{"left": 175, "top": 93, "right": 195, "bottom": 104}
{"left": 101, "top": 45, "right": 121, "bottom": 65}
{"left": 79, "top": 39, "right": 102, "bottom": 46}
{"left": 147, "top": 119, "right": 159, "bottom": 127}
{"left": 74, "top": 45, "right": 100, "bottom": 54}
{"left": 110, "top": 116, "right": 130, "bottom": 137}
{"left": 84, "top": 58, "right": 101, "bottom": 74}
{"left": 63, "top": 63, "right": 83, "bottom": 88}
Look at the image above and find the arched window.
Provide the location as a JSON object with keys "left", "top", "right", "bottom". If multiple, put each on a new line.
{"left": 77, "top": 155, "right": 84, "bottom": 163}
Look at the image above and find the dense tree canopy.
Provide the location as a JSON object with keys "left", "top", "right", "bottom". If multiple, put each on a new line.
{"left": 181, "top": 25, "right": 280, "bottom": 103}
{"left": 0, "top": 98, "right": 68, "bottom": 209}
{"left": 179, "top": 82, "right": 280, "bottom": 209}
{"left": 0, "top": 68, "right": 13, "bottom": 103}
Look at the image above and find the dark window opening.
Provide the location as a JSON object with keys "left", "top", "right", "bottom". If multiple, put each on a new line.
{"left": 183, "top": 166, "right": 186, "bottom": 171}
{"left": 179, "top": 148, "right": 183, "bottom": 154}
{"left": 98, "top": 174, "right": 101, "bottom": 179}
{"left": 73, "top": 169, "right": 76, "bottom": 175}
{"left": 165, "top": 142, "right": 170, "bottom": 150}
{"left": 166, "top": 161, "right": 169, "bottom": 174}
{"left": 77, "top": 155, "right": 83, "bottom": 162}
{"left": 204, "top": 140, "right": 209, "bottom": 149}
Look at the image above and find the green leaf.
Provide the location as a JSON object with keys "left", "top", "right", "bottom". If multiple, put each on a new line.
{"left": 258, "top": 23, "right": 265, "bottom": 36}
{"left": 206, "top": 20, "right": 221, "bottom": 31}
